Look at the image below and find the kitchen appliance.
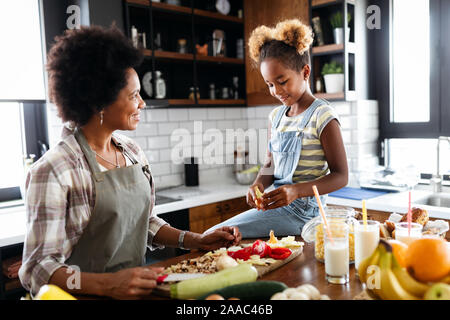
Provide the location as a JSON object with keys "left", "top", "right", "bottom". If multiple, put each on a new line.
{"left": 184, "top": 157, "right": 199, "bottom": 186}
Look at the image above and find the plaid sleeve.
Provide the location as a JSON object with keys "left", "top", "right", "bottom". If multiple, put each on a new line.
{"left": 18, "top": 162, "right": 71, "bottom": 296}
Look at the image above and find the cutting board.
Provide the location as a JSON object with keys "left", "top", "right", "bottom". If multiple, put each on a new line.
{"left": 153, "top": 246, "right": 303, "bottom": 298}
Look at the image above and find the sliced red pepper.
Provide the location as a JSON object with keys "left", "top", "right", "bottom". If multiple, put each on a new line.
{"left": 227, "top": 246, "right": 252, "bottom": 261}
{"left": 269, "top": 247, "right": 292, "bottom": 260}
{"left": 251, "top": 240, "right": 271, "bottom": 258}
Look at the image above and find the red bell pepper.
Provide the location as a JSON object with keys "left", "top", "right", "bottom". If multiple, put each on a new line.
{"left": 227, "top": 246, "right": 252, "bottom": 261}
{"left": 251, "top": 240, "right": 271, "bottom": 258}
{"left": 269, "top": 247, "right": 292, "bottom": 260}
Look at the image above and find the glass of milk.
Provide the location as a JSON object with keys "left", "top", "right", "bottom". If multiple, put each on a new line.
{"left": 395, "top": 222, "right": 422, "bottom": 245}
{"left": 354, "top": 220, "right": 380, "bottom": 274}
{"left": 324, "top": 222, "right": 349, "bottom": 284}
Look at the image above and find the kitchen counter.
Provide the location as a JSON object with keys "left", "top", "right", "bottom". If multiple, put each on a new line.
{"left": 144, "top": 238, "right": 364, "bottom": 300}
{"left": 1, "top": 179, "right": 449, "bottom": 247}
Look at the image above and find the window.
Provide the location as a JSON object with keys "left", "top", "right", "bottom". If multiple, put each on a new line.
{"left": 375, "top": 0, "right": 449, "bottom": 177}
{"left": 391, "top": 0, "right": 430, "bottom": 123}
{"left": 0, "top": 1, "right": 48, "bottom": 202}
{"left": 0, "top": 0, "right": 46, "bottom": 100}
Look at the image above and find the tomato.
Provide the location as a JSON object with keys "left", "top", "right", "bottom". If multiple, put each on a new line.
{"left": 269, "top": 247, "right": 292, "bottom": 260}
{"left": 251, "top": 240, "right": 271, "bottom": 258}
{"left": 227, "top": 246, "right": 252, "bottom": 261}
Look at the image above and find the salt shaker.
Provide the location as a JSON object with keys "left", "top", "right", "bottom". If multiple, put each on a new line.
{"left": 209, "top": 83, "right": 216, "bottom": 100}
{"left": 155, "top": 71, "right": 166, "bottom": 99}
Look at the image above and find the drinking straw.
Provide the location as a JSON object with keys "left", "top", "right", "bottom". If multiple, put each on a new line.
{"left": 312, "top": 185, "right": 334, "bottom": 245}
{"left": 362, "top": 199, "right": 368, "bottom": 231}
{"left": 407, "top": 191, "right": 412, "bottom": 236}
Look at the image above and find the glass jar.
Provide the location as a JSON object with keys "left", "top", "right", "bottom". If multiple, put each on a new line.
{"left": 301, "top": 206, "right": 357, "bottom": 263}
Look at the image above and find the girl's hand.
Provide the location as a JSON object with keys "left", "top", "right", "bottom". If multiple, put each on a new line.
{"left": 260, "top": 185, "right": 298, "bottom": 210}
{"left": 247, "top": 183, "right": 264, "bottom": 209}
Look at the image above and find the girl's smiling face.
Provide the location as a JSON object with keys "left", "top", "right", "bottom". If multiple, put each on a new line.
{"left": 260, "top": 58, "right": 310, "bottom": 106}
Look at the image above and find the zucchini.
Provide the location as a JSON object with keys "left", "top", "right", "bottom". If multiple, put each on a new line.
{"left": 199, "top": 281, "right": 288, "bottom": 300}
{"left": 170, "top": 264, "right": 258, "bottom": 300}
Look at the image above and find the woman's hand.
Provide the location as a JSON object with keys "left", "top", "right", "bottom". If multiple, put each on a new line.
{"left": 198, "top": 226, "right": 242, "bottom": 251}
{"left": 247, "top": 183, "right": 264, "bottom": 209}
{"left": 104, "top": 266, "right": 164, "bottom": 300}
{"left": 260, "top": 184, "right": 298, "bottom": 210}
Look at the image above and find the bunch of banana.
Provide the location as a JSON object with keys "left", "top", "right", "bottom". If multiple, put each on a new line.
{"left": 357, "top": 239, "right": 431, "bottom": 300}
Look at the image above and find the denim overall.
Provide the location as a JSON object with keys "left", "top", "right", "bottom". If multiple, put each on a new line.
{"left": 207, "top": 99, "right": 328, "bottom": 238}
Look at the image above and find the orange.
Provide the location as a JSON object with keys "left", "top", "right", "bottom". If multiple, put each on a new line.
{"left": 405, "top": 238, "right": 450, "bottom": 283}
{"left": 388, "top": 239, "right": 408, "bottom": 268}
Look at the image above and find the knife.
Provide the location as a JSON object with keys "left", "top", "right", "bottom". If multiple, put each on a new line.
{"left": 157, "top": 273, "right": 207, "bottom": 284}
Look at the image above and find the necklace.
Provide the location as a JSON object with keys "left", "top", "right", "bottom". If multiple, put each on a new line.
{"left": 94, "top": 147, "right": 120, "bottom": 168}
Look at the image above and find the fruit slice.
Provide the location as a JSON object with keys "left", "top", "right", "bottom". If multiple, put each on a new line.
{"left": 268, "top": 230, "right": 278, "bottom": 244}
{"left": 34, "top": 285, "right": 76, "bottom": 300}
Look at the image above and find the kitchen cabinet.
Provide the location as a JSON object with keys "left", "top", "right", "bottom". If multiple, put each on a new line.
{"left": 124, "top": 0, "right": 246, "bottom": 107}
{"left": 0, "top": 243, "right": 25, "bottom": 300}
{"left": 309, "top": 0, "right": 369, "bottom": 101}
{"left": 243, "top": 0, "right": 309, "bottom": 106}
{"left": 189, "top": 196, "right": 250, "bottom": 233}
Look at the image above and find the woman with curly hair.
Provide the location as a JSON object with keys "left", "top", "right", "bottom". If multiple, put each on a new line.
{"left": 19, "top": 25, "right": 241, "bottom": 299}
{"left": 207, "top": 19, "right": 348, "bottom": 238}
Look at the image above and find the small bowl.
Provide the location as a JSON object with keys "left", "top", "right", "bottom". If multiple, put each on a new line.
{"left": 235, "top": 171, "right": 257, "bottom": 185}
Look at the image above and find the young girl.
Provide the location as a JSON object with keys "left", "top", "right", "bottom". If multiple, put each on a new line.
{"left": 207, "top": 19, "right": 348, "bottom": 238}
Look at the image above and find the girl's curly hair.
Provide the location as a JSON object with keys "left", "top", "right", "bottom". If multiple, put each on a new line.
{"left": 248, "top": 19, "right": 313, "bottom": 72}
{"left": 47, "top": 25, "right": 144, "bottom": 126}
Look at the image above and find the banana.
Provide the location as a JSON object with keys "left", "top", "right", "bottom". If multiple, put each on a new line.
{"left": 391, "top": 254, "right": 430, "bottom": 298}
{"left": 378, "top": 251, "right": 420, "bottom": 300}
{"left": 358, "top": 246, "right": 381, "bottom": 285}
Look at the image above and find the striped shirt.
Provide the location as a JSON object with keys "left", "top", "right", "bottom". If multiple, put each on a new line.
{"left": 269, "top": 103, "right": 340, "bottom": 183}
{"left": 18, "top": 125, "right": 168, "bottom": 295}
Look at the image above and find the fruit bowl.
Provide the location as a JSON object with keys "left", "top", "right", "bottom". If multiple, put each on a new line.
{"left": 235, "top": 171, "right": 257, "bottom": 185}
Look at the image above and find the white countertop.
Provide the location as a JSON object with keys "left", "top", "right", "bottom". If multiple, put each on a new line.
{"left": 1, "top": 179, "right": 449, "bottom": 248}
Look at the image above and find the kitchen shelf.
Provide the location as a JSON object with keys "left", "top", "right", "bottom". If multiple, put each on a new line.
{"left": 125, "top": 0, "right": 246, "bottom": 107}
{"left": 197, "top": 99, "right": 245, "bottom": 105}
{"left": 312, "top": 42, "right": 355, "bottom": 56}
{"left": 144, "top": 49, "right": 194, "bottom": 61}
{"left": 126, "top": 0, "right": 243, "bottom": 23}
{"left": 143, "top": 49, "right": 244, "bottom": 65}
{"left": 193, "top": 8, "right": 243, "bottom": 24}
{"left": 311, "top": 0, "right": 354, "bottom": 9}
{"left": 315, "top": 92, "right": 344, "bottom": 100}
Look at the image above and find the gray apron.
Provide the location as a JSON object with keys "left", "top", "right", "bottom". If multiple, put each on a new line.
{"left": 65, "top": 128, "right": 152, "bottom": 273}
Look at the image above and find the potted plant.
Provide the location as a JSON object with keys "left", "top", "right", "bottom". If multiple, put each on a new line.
{"left": 330, "top": 11, "right": 351, "bottom": 44}
{"left": 321, "top": 61, "right": 344, "bottom": 93}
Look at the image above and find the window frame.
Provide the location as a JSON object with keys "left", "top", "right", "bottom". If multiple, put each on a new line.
{"left": 0, "top": 0, "right": 49, "bottom": 203}
{"left": 377, "top": 0, "right": 442, "bottom": 140}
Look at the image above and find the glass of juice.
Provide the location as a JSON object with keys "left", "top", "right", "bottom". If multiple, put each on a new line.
{"left": 395, "top": 222, "right": 422, "bottom": 245}
{"left": 324, "top": 221, "right": 349, "bottom": 284}
{"left": 354, "top": 220, "right": 380, "bottom": 274}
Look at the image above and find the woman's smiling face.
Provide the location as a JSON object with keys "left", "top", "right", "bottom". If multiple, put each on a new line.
{"left": 260, "top": 58, "right": 309, "bottom": 106}
{"left": 103, "top": 68, "right": 145, "bottom": 131}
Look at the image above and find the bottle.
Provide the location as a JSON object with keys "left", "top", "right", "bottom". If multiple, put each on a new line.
{"left": 131, "top": 26, "right": 138, "bottom": 48}
{"left": 222, "top": 87, "right": 229, "bottom": 99}
{"left": 189, "top": 87, "right": 200, "bottom": 100}
{"left": 209, "top": 83, "right": 216, "bottom": 100}
{"left": 236, "top": 39, "right": 244, "bottom": 59}
{"left": 177, "top": 38, "right": 187, "bottom": 53}
{"left": 232, "top": 77, "right": 239, "bottom": 99}
{"left": 155, "top": 71, "right": 166, "bottom": 99}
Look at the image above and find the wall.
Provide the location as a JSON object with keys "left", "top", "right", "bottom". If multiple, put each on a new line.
{"left": 47, "top": 100, "right": 379, "bottom": 190}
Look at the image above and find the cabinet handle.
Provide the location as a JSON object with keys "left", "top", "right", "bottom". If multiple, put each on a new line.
{"left": 216, "top": 205, "right": 222, "bottom": 213}
{"left": 224, "top": 204, "right": 230, "bottom": 211}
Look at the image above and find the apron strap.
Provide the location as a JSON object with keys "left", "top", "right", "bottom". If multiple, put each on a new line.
{"left": 296, "top": 98, "right": 328, "bottom": 132}
{"left": 74, "top": 128, "right": 104, "bottom": 182}
{"left": 272, "top": 105, "right": 289, "bottom": 130}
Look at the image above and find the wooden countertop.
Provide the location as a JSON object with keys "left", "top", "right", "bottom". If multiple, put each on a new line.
{"left": 146, "top": 238, "right": 364, "bottom": 300}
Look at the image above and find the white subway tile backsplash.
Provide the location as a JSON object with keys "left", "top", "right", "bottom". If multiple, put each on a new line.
{"left": 188, "top": 108, "right": 208, "bottom": 120}
{"left": 46, "top": 100, "right": 379, "bottom": 190}
{"left": 147, "top": 136, "right": 169, "bottom": 150}
{"left": 146, "top": 109, "right": 168, "bottom": 122}
{"left": 168, "top": 108, "right": 189, "bottom": 121}
{"left": 157, "top": 122, "right": 179, "bottom": 135}
{"left": 207, "top": 107, "right": 225, "bottom": 120}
